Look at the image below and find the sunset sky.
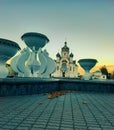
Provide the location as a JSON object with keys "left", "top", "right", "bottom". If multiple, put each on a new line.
{"left": 0, "top": 0, "right": 114, "bottom": 70}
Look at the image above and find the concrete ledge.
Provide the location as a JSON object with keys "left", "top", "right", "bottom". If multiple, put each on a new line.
{"left": 0, "top": 78, "right": 114, "bottom": 96}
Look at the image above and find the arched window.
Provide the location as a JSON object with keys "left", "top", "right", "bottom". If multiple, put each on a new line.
{"left": 57, "top": 66, "right": 59, "bottom": 70}
{"left": 70, "top": 66, "right": 72, "bottom": 71}
{"left": 62, "top": 60, "right": 67, "bottom": 63}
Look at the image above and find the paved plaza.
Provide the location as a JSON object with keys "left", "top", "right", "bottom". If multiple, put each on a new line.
{"left": 0, "top": 92, "right": 114, "bottom": 130}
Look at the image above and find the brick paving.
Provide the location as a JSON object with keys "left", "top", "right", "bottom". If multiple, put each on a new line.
{"left": 0, "top": 92, "right": 114, "bottom": 130}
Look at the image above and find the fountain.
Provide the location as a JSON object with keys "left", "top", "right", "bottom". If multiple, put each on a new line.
{"left": 0, "top": 38, "right": 20, "bottom": 78}
{"left": 78, "top": 59, "right": 98, "bottom": 80}
{"left": 9, "top": 32, "right": 56, "bottom": 78}
{"left": 21, "top": 32, "right": 49, "bottom": 51}
{"left": 21, "top": 32, "right": 49, "bottom": 77}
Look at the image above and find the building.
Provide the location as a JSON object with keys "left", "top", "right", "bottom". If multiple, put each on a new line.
{"left": 92, "top": 70, "right": 107, "bottom": 80}
{"left": 53, "top": 42, "right": 78, "bottom": 78}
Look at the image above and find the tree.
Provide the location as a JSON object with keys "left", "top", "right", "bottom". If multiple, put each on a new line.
{"left": 100, "top": 65, "right": 109, "bottom": 78}
{"left": 111, "top": 71, "right": 114, "bottom": 79}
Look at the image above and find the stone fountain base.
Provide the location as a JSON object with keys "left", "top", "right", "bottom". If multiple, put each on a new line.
{"left": 0, "top": 78, "right": 114, "bottom": 96}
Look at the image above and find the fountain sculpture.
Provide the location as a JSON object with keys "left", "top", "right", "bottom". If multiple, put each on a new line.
{"left": 10, "top": 32, "right": 56, "bottom": 78}
{"left": 78, "top": 59, "right": 98, "bottom": 80}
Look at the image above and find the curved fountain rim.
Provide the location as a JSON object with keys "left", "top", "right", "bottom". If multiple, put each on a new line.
{"left": 0, "top": 38, "right": 21, "bottom": 50}
{"left": 21, "top": 32, "right": 49, "bottom": 42}
{"left": 78, "top": 58, "right": 98, "bottom": 63}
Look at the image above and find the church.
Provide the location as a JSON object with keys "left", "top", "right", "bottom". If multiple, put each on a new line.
{"left": 53, "top": 42, "right": 78, "bottom": 78}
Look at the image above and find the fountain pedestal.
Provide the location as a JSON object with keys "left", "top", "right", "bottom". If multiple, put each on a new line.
{"left": 21, "top": 32, "right": 49, "bottom": 77}
{"left": 78, "top": 59, "right": 98, "bottom": 80}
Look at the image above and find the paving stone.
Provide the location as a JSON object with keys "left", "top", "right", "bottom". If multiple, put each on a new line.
{"left": 61, "top": 123, "right": 73, "bottom": 128}
{"left": 103, "top": 129, "right": 114, "bottom": 130}
{"left": 87, "top": 127, "right": 102, "bottom": 130}
{"left": 47, "top": 122, "right": 60, "bottom": 126}
{"left": 16, "top": 126, "right": 30, "bottom": 130}
{"left": 75, "top": 128, "right": 88, "bottom": 130}
{"left": 87, "top": 124, "right": 99, "bottom": 127}
{"left": 0, "top": 92, "right": 114, "bottom": 130}
{"left": 2, "top": 125, "right": 16, "bottom": 129}
{"left": 60, "top": 127, "right": 74, "bottom": 130}
{"left": 101, "top": 126, "right": 114, "bottom": 129}
{"left": 62, "top": 121, "right": 73, "bottom": 124}
{"left": 19, "top": 123, "right": 32, "bottom": 127}
{"left": 31, "top": 128, "right": 44, "bottom": 130}
{"left": 74, "top": 122, "right": 86, "bottom": 125}
{"left": 0, "top": 121, "right": 6, "bottom": 125}
{"left": 32, "top": 124, "right": 46, "bottom": 128}
{"left": 7, "top": 122, "right": 19, "bottom": 126}
{"left": 0, "top": 128, "right": 11, "bottom": 130}
{"left": 46, "top": 125, "right": 59, "bottom": 129}
{"left": 46, "top": 128, "right": 59, "bottom": 130}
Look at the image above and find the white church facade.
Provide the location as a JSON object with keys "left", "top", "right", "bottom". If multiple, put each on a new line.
{"left": 53, "top": 42, "right": 78, "bottom": 78}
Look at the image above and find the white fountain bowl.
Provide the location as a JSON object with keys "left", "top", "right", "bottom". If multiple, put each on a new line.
{"left": 0, "top": 38, "right": 20, "bottom": 78}
{"left": 21, "top": 32, "right": 49, "bottom": 51}
{"left": 0, "top": 38, "right": 21, "bottom": 63}
{"left": 78, "top": 59, "right": 98, "bottom": 71}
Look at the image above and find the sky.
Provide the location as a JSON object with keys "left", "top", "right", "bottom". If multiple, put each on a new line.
{"left": 0, "top": 0, "right": 114, "bottom": 68}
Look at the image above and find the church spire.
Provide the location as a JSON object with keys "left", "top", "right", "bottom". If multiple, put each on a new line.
{"left": 64, "top": 41, "right": 67, "bottom": 46}
{"left": 62, "top": 41, "right": 69, "bottom": 52}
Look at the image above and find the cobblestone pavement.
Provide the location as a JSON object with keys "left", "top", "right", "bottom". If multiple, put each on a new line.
{"left": 0, "top": 92, "right": 114, "bottom": 130}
